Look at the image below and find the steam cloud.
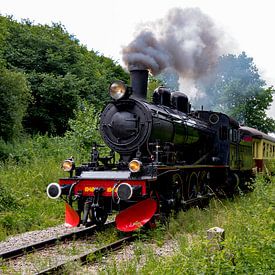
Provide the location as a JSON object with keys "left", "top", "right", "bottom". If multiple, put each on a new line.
{"left": 122, "top": 7, "right": 227, "bottom": 80}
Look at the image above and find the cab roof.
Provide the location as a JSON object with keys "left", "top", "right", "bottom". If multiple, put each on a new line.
{"left": 240, "top": 126, "right": 275, "bottom": 143}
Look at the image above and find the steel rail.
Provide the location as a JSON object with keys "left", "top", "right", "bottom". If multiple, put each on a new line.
{"left": 36, "top": 235, "right": 135, "bottom": 275}
{"left": 0, "top": 221, "right": 115, "bottom": 260}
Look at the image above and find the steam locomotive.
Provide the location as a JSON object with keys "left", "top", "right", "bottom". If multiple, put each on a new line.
{"left": 46, "top": 68, "right": 268, "bottom": 232}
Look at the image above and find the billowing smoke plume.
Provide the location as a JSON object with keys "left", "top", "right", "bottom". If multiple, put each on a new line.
{"left": 122, "top": 7, "right": 227, "bottom": 80}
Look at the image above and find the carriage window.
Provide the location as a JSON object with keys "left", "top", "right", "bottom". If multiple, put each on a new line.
{"left": 254, "top": 142, "right": 258, "bottom": 158}
{"left": 229, "top": 129, "right": 233, "bottom": 141}
{"left": 235, "top": 130, "right": 238, "bottom": 142}
{"left": 219, "top": 126, "right": 228, "bottom": 140}
{"left": 232, "top": 129, "right": 239, "bottom": 142}
{"left": 263, "top": 143, "right": 266, "bottom": 157}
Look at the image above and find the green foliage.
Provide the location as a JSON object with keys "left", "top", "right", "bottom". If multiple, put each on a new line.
{"left": 65, "top": 100, "right": 103, "bottom": 154}
{"left": 0, "top": 139, "right": 15, "bottom": 160}
{"left": 0, "top": 183, "right": 19, "bottom": 212}
{"left": 157, "top": 68, "right": 179, "bottom": 90}
{"left": 198, "top": 52, "right": 275, "bottom": 133}
{"left": 24, "top": 72, "right": 81, "bottom": 135}
{"left": 0, "top": 68, "right": 31, "bottom": 142}
{"left": 0, "top": 116, "right": 103, "bottom": 241}
{"left": 147, "top": 75, "right": 163, "bottom": 102}
{"left": 4, "top": 135, "right": 71, "bottom": 164}
{"left": 244, "top": 86, "right": 275, "bottom": 133}
{"left": 4, "top": 20, "right": 81, "bottom": 75}
{"left": 0, "top": 15, "right": 129, "bottom": 136}
{"left": 0, "top": 135, "right": 73, "bottom": 240}
{"left": 102, "top": 176, "right": 274, "bottom": 274}
{"left": 0, "top": 17, "right": 9, "bottom": 68}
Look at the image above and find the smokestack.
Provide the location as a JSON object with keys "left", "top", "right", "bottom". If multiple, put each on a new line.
{"left": 130, "top": 68, "right": 148, "bottom": 100}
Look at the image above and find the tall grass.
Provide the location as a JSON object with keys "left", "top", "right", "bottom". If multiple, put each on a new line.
{"left": 101, "top": 176, "right": 274, "bottom": 274}
{"left": 0, "top": 135, "right": 90, "bottom": 240}
{"left": 0, "top": 103, "right": 104, "bottom": 241}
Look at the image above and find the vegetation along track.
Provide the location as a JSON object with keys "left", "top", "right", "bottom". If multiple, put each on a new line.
{"left": 0, "top": 221, "right": 114, "bottom": 261}
{"left": 37, "top": 235, "right": 135, "bottom": 274}
{"left": 0, "top": 221, "right": 125, "bottom": 273}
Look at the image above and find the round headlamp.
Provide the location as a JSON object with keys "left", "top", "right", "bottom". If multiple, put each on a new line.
{"left": 109, "top": 81, "right": 127, "bottom": 100}
{"left": 62, "top": 159, "right": 74, "bottom": 172}
{"left": 117, "top": 182, "right": 133, "bottom": 200}
{"left": 47, "top": 182, "right": 62, "bottom": 199}
{"left": 129, "top": 159, "right": 142, "bottom": 173}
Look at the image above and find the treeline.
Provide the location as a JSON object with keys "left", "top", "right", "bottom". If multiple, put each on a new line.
{"left": 1, "top": 15, "right": 274, "bottom": 146}
{"left": 197, "top": 52, "right": 275, "bottom": 134}
{"left": 0, "top": 15, "right": 129, "bottom": 142}
{"left": 159, "top": 52, "right": 275, "bottom": 134}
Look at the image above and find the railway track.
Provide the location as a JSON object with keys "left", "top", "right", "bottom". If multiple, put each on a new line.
{"left": 37, "top": 235, "right": 135, "bottom": 274}
{"left": 0, "top": 221, "right": 114, "bottom": 261}
{"left": 0, "top": 221, "right": 136, "bottom": 274}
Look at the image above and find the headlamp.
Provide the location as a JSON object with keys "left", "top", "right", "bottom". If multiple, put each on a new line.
{"left": 62, "top": 158, "right": 74, "bottom": 172}
{"left": 129, "top": 159, "right": 142, "bottom": 173}
{"left": 109, "top": 81, "right": 127, "bottom": 100}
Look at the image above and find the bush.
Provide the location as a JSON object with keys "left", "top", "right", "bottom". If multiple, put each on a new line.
{"left": 0, "top": 139, "right": 15, "bottom": 160}
{"left": 0, "top": 68, "right": 31, "bottom": 142}
{"left": 24, "top": 72, "right": 81, "bottom": 135}
{"left": 0, "top": 135, "right": 70, "bottom": 240}
{"left": 0, "top": 183, "right": 19, "bottom": 212}
{"left": 65, "top": 100, "right": 108, "bottom": 158}
{"left": 102, "top": 176, "right": 274, "bottom": 274}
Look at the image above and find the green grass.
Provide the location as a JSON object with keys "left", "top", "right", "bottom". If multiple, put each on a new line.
{"left": 0, "top": 134, "right": 274, "bottom": 273}
{"left": 0, "top": 135, "right": 87, "bottom": 240}
{"left": 100, "top": 176, "right": 274, "bottom": 274}
{"left": 0, "top": 106, "right": 104, "bottom": 240}
{"left": 0, "top": 129, "right": 106, "bottom": 241}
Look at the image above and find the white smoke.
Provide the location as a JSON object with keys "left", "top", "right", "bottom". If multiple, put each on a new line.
{"left": 122, "top": 7, "right": 227, "bottom": 81}
{"left": 179, "top": 78, "right": 204, "bottom": 100}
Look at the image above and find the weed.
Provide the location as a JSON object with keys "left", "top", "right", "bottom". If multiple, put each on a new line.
{"left": 0, "top": 135, "right": 83, "bottom": 240}
{"left": 100, "top": 176, "right": 274, "bottom": 274}
{"left": 94, "top": 227, "right": 119, "bottom": 248}
{"left": 133, "top": 241, "right": 145, "bottom": 264}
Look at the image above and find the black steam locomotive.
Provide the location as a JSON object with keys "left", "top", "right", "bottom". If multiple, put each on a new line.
{"left": 47, "top": 68, "right": 255, "bottom": 231}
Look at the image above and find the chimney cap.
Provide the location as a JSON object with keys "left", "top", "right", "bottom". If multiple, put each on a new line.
{"left": 129, "top": 64, "right": 148, "bottom": 71}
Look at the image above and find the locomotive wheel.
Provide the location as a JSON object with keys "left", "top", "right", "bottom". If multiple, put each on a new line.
{"left": 187, "top": 171, "right": 211, "bottom": 208}
{"left": 227, "top": 172, "right": 241, "bottom": 196}
{"left": 171, "top": 173, "right": 183, "bottom": 210}
{"left": 197, "top": 171, "right": 211, "bottom": 208}
{"left": 92, "top": 206, "right": 108, "bottom": 226}
{"left": 188, "top": 172, "right": 199, "bottom": 199}
{"left": 158, "top": 173, "right": 183, "bottom": 222}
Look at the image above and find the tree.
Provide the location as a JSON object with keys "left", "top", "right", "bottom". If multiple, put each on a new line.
{"left": 197, "top": 52, "right": 275, "bottom": 133}
{"left": 0, "top": 69, "right": 31, "bottom": 142}
{"left": 0, "top": 16, "right": 129, "bottom": 135}
{"left": 65, "top": 100, "right": 102, "bottom": 151}
{"left": 23, "top": 72, "right": 81, "bottom": 135}
{"left": 147, "top": 75, "right": 163, "bottom": 102}
{"left": 0, "top": 16, "right": 8, "bottom": 68}
{"left": 157, "top": 68, "right": 179, "bottom": 91}
{"left": 244, "top": 87, "right": 275, "bottom": 133}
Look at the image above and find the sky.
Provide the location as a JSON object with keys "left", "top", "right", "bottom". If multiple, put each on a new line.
{"left": 1, "top": 0, "right": 274, "bottom": 118}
